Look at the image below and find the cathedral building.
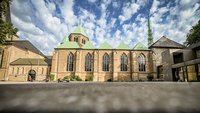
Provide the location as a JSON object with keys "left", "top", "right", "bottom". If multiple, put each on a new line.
{"left": 0, "top": 24, "right": 185, "bottom": 82}
{"left": 51, "top": 24, "right": 152, "bottom": 81}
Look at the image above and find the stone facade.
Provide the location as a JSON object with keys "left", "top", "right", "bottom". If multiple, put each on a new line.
{"left": 0, "top": 41, "right": 51, "bottom": 81}
{"left": 51, "top": 48, "right": 152, "bottom": 82}
{"left": 0, "top": 27, "right": 184, "bottom": 82}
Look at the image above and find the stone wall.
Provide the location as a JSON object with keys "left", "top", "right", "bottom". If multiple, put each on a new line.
{"left": 8, "top": 65, "right": 49, "bottom": 81}
{"left": 52, "top": 49, "right": 153, "bottom": 82}
{"left": 0, "top": 44, "right": 48, "bottom": 81}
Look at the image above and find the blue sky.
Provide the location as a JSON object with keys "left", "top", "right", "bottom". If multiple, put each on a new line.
{"left": 10, "top": 0, "right": 200, "bottom": 55}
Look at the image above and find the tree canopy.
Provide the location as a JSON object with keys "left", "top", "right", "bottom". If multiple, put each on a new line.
{"left": 0, "top": 0, "right": 17, "bottom": 46}
{"left": 185, "top": 20, "right": 200, "bottom": 46}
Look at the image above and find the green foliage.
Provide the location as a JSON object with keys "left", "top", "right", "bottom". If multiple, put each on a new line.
{"left": 47, "top": 74, "right": 55, "bottom": 81}
{"left": 0, "top": 0, "right": 17, "bottom": 46}
{"left": 63, "top": 76, "right": 69, "bottom": 81}
{"left": 0, "top": 0, "right": 11, "bottom": 17}
{"left": 185, "top": 20, "right": 200, "bottom": 46}
{"left": 69, "top": 74, "right": 82, "bottom": 81}
{"left": 85, "top": 75, "right": 93, "bottom": 81}
{"left": 0, "top": 21, "right": 17, "bottom": 44}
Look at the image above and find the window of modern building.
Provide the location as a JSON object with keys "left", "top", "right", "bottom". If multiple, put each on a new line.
{"left": 198, "top": 64, "right": 200, "bottom": 81}
{"left": 196, "top": 49, "right": 200, "bottom": 58}
{"left": 120, "top": 53, "right": 128, "bottom": 71}
{"left": 187, "top": 65, "right": 197, "bottom": 81}
{"left": 173, "top": 53, "right": 183, "bottom": 64}
{"left": 103, "top": 53, "right": 109, "bottom": 71}
{"left": 67, "top": 53, "right": 74, "bottom": 71}
{"left": 85, "top": 53, "right": 92, "bottom": 71}
{"left": 138, "top": 54, "right": 146, "bottom": 71}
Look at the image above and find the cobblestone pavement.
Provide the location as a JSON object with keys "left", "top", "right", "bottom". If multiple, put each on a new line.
{"left": 0, "top": 82, "right": 200, "bottom": 113}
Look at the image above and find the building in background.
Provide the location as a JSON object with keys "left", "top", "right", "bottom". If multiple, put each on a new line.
{"left": 171, "top": 42, "right": 200, "bottom": 82}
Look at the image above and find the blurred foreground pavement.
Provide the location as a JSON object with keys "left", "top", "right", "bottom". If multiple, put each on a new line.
{"left": 0, "top": 82, "right": 200, "bottom": 113}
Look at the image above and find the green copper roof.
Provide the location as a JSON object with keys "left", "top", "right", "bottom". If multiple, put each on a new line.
{"left": 116, "top": 42, "right": 130, "bottom": 49}
{"left": 134, "top": 42, "right": 150, "bottom": 50}
{"left": 82, "top": 41, "right": 95, "bottom": 49}
{"left": 72, "top": 24, "right": 88, "bottom": 37}
{"left": 57, "top": 38, "right": 80, "bottom": 49}
{"left": 99, "top": 42, "right": 113, "bottom": 49}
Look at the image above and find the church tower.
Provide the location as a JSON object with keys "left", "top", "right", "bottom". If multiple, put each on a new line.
{"left": 148, "top": 16, "right": 153, "bottom": 47}
{"left": 68, "top": 24, "right": 89, "bottom": 47}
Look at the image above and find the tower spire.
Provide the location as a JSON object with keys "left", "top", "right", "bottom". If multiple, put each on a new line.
{"left": 148, "top": 15, "right": 153, "bottom": 47}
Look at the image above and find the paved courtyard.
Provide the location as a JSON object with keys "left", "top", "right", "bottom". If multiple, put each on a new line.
{"left": 0, "top": 82, "right": 200, "bottom": 113}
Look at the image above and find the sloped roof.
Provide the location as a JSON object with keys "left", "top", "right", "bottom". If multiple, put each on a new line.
{"left": 10, "top": 58, "right": 51, "bottom": 66}
{"left": 99, "top": 42, "right": 113, "bottom": 49}
{"left": 116, "top": 42, "right": 130, "bottom": 50}
{"left": 71, "top": 24, "right": 88, "bottom": 37}
{"left": 149, "top": 36, "right": 184, "bottom": 48}
{"left": 134, "top": 42, "right": 150, "bottom": 50}
{"left": 82, "top": 41, "right": 95, "bottom": 49}
{"left": 56, "top": 38, "right": 80, "bottom": 49}
{"left": 5, "top": 40, "right": 45, "bottom": 57}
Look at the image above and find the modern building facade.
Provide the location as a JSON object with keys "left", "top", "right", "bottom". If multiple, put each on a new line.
{"left": 171, "top": 42, "right": 200, "bottom": 82}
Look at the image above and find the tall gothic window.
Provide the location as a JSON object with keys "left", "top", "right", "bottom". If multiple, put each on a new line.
{"left": 121, "top": 54, "right": 128, "bottom": 71}
{"left": 85, "top": 53, "right": 92, "bottom": 71}
{"left": 103, "top": 53, "right": 109, "bottom": 71}
{"left": 67, "top": 53, "right": 74, "bottom": 71}
{"left": 138, "top": 54, "right": 146, "bottom": 71}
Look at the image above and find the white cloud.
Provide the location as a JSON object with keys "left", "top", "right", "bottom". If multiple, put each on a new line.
{"left": 112, "top": 1, "right": 119, "bottom": 8}
{"left": 88, "top": 0, "right": 96, "bottom": 3}
{"left": 150, "top": 0, "right": 200, "bottom": 44}
{"left": 10, "top": 0, "right": 200, "bottom": 55}
{"left": 11, "top": 14, "right": 43, "bottom": 35}
{"left": 119, "top": 2, "right": 140, "bottom": 23}
{"left": 60, "top": 0, "right": 77, "bottom": 26}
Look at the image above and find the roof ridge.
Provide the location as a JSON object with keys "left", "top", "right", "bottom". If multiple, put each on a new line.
{"left": 99, "top": 41, "right": 113, "bottom": 49}
{"left": 116, "top": 41, "right": 130, "bottom": 49}
{"left": 134, "top": 42, "right": 149, "bottom": 50}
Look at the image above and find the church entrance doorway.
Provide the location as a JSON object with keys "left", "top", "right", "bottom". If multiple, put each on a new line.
{"left": 28, "top": 69, "right": 36, "bottom": 81}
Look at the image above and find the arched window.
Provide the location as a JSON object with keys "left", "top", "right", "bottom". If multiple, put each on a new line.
{"left": 22, "top": 67, "right": 24, "bottom": 74}
{"left": 121, "top": 54, "right": 128, "bottom": 71}
{"left": 67, "top": 53, "right": 74, "bottom": 71}
{"left": 138, "top": 54, "right": 146, "bottom": 71}
{"left": 41, "top": 68, "right": 44, "bottom": 74}
{"left": 17, "top": 67, "right": 19, "bottom": 74}
{"left": 85, "top": 53, "right": 92, "bottom": 71}
{"left": 103, "top": 53, "right": 109, "bottom": 71}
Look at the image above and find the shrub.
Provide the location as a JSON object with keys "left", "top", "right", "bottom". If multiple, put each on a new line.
{"left": 63, "top": 76, "right": 69, "bottom": 81}
{"left": 85, "top": 75, "right": 93, "bottom": 81}
{"left": 46, "top": 74, "right": 55, "bottom": 81}
{"left": 69, "top": 74, "right": 82, "bottom": 81}
{"left": 75, "top": 76, "right": 82, "bottom": 81}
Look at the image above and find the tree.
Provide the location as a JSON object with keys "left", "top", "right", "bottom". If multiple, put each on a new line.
{"left": 0, "top": 0, "right": 17, "bottom": 46}
{"left": 185, "top": 20, "right": 200, "bottom": 46}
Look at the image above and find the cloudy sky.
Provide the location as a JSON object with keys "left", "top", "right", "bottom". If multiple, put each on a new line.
{"left": 10, "top": 0, "right": 200, "bottom": 55}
